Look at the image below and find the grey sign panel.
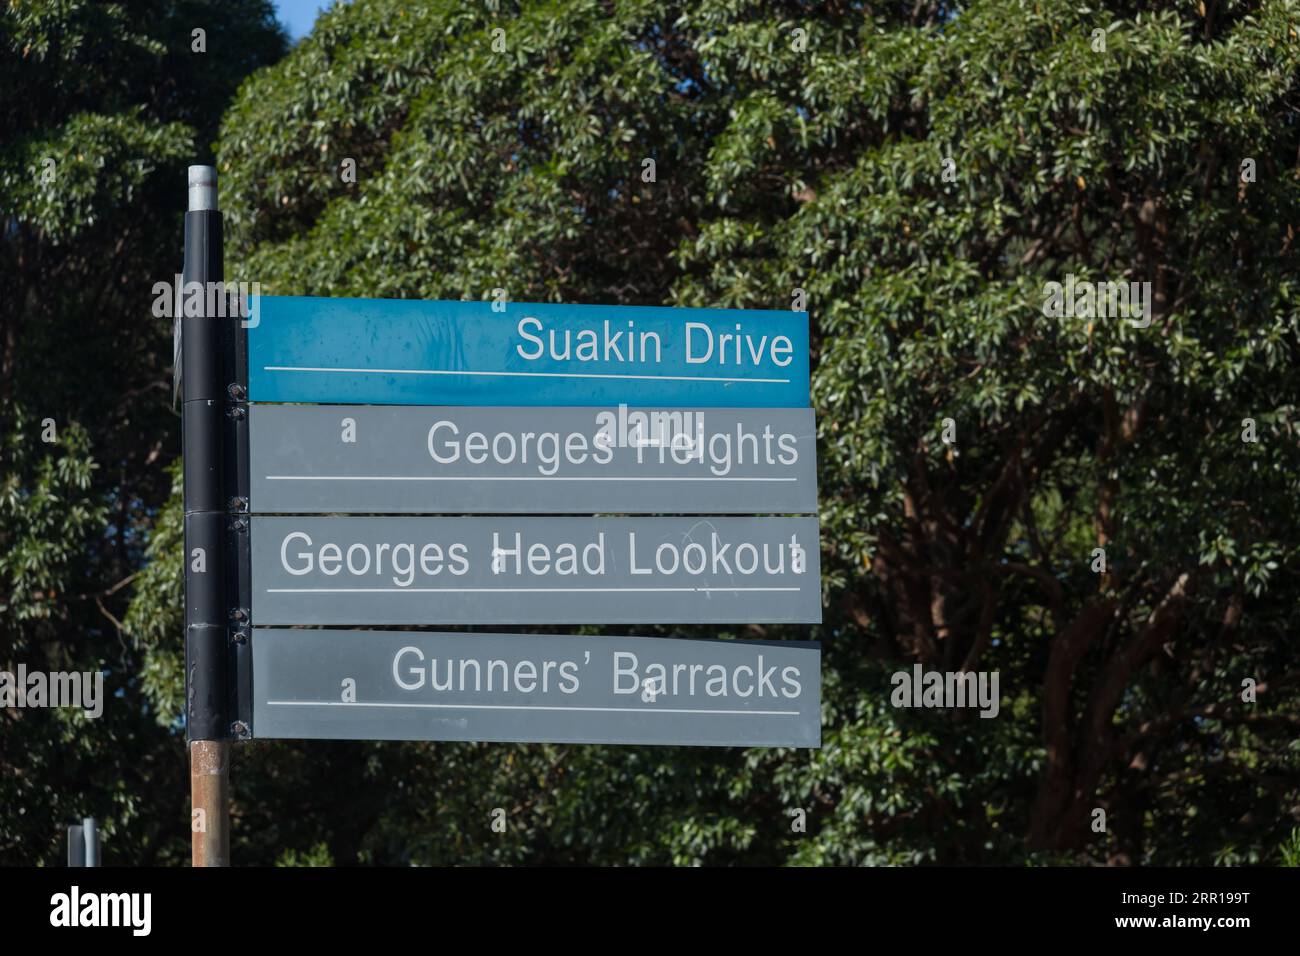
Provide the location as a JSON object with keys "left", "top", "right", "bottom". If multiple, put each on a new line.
{"left": 251, "top": 628, "right": 821, "bottom": 747}
{"left": 248, "top": 404, "right": 817, "bottom": 515}
{"left": 250, "top": 515, "right": 821, "bottom": 624}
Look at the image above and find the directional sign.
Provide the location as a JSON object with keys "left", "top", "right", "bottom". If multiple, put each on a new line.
{"left": 246, "top": 296, "right": 810, "bottom": 407}
{"left": 251, "top": 629, "right": 821, "bottom": 747}
{"left": 250, "top": 515, "right": 821, "bottom": 625}
{"left": 248, "top": 404, "right": 818, "bottom": 515}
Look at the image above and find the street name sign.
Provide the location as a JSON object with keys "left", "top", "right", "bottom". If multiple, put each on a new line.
{"left": 228, "top": 292, "right": 822, "bottom": 746}
{"left": 251, "top": 629, "right": 821, "bottom": 747}
{"left": 248, "top": 404, "right": 818, "bottom": 514}
{"left": 246, "top": 296, "right": 810, "bottom": 407}
{"left": 250, "top": 515, "right": 821, "bottom": 625}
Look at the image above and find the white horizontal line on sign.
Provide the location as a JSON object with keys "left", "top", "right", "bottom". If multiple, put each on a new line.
{"left": 266, "top": 700, "right": 801, "bottom": 717}
{"left": 264, "top": 475, "right": 797, "bottom": 482}
{"left": 263, "top": 365, "right": 791, "bottom": 384}
{"left": 265, "top": 586, "right": 801, "bottom": 594}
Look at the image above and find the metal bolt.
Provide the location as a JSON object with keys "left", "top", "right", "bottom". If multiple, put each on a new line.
{"left": 230, "top": 627, "right": 249, "bottom": 645}
{"left": 227, "top": 496, "right": 248, "bottom": 512}
{"left": 230, "top": 517, "right": 247, "bottom": 532}
{"left": 227, "top": 383, "right": 246, "bottom": 401}
{"left": 227, "top": 405, "right": 246, "bottom": 421}
{"left": 230, "top": 721, "right": 250, "bottom": 738}
{"left": 229, "top": 607, "right": 248, "bottom": 623}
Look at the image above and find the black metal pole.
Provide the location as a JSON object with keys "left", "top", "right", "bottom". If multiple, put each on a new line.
{"left": 182, "top": 164, "right": 230, "bottom": 866}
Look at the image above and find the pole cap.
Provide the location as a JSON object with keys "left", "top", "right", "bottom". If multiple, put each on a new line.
{"left": 188, "top": 165, "right": 218, "bottom": 212}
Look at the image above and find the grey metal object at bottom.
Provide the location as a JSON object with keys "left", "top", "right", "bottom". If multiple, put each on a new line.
{"left": 251, "top": 628, "right": 820, "bottom": 748}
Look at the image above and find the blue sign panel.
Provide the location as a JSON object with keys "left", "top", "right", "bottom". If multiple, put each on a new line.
{"left": 247, "top": 296, "right": 809, "bottom": 407}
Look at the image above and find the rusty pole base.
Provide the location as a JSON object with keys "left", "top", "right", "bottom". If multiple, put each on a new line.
{"left": 191, "top": 739, "right": 230, "bottom": 866}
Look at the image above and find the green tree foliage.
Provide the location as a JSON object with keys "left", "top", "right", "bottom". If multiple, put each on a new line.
{"left": 195, "top": 0, "right": 1300, "bottom": 865}
{"left": 15, "top": 0, "right": 1299, "bottom": 866}
{"left": 0, "top": 0, "right": 285, "bottom": 864}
